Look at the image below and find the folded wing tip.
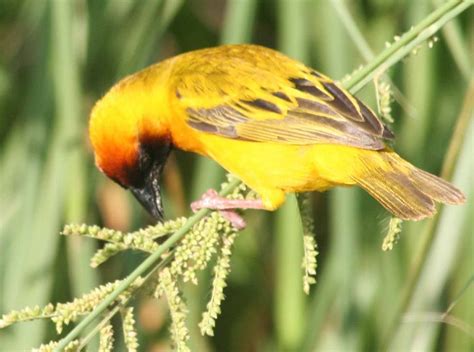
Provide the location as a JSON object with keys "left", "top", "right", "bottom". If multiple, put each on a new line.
{"left": 382, "top": 125, "right": 395, "bottom": 140}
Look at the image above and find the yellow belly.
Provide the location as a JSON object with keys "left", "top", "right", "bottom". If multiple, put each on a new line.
{"left": 199, "top": 135, "right": 360, "bottom": 209}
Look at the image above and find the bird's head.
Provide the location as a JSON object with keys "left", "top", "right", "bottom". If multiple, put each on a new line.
{"left": 89, "top": 72, "right": 172, "bottom": 220}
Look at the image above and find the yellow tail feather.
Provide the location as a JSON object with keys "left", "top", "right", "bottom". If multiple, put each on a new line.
{"left": 353, "top": 152, "right": 465, "bottom": 220}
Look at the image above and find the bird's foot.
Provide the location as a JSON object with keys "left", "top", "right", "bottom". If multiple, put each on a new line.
{"left": 191, "top": 189, "right": 265, "bottom": 211}
{"left": 217, "top": 210, "right": 246, "bottom": 230}
{"left": 191, "top": 189, "right": 264, "bottom": 230}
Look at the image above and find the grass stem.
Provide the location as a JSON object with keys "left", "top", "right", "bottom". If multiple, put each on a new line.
{"left": 54, "top": 178, "right": 241, "bottom": 351}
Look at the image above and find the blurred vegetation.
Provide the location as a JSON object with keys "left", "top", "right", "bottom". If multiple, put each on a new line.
{"left": 0, "top": 0, "right": 472, "bottom": 350}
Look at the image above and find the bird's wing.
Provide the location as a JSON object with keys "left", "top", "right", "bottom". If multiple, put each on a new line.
{"left": 172, "top": 45, "right": 393, "bottom": 150}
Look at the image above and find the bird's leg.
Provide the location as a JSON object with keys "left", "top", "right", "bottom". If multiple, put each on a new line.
{"left": 191, "top": 189, "right": 265, "bottom": 211}
{"left": 217, "top": 210, "right": 247, "bottom": 230}
{"left": 191, "top": 189, "right": 265, "bottom": 230}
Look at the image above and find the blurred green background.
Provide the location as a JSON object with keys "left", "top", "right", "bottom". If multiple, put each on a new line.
{"left": 0, "top": 0, "right": 472, "bottom": 350}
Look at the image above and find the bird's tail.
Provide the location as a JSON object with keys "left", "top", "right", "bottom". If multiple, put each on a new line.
{"left": 352, "top": 151, "right": 465, "bottom": 220}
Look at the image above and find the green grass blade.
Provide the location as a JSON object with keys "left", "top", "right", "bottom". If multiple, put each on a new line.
{"left": 274, "top": 196, "right": 306, "bottom": 349}
{"left": 434, "top": 0, "right": 472, "bottom": 80}
{"left": 275, "top": 0, "right": 310, "bottom": 350}
{"left": 221, "top": 0, "right": 257, "bottom": 44}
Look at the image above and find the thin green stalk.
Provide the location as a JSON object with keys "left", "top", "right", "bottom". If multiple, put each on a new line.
{"left": 275, "top": 0, "right": 310, "bottom": 349}
{"left": 277, "top": 0, "right": 310, "bottom": 61}
{"left": 221, "top": 0, "right": 257, "bottom": 44}
{"left": 76, "top": 252, "right": 175, "bottom": 350}
{"left": 329, "top": 0, "right": 373, "bottom": 60}
{"left": 400, "top": 0, "right": 435, "bottom": 162}
{"left": 445, "top": 218, "right": 474, "bottom": 349}
{"left": 381, "top": 81, "right": 474, "bottom": 349}
{"left": 77, "top": 305, "right": 121, "bottom": 350}
{"left": 55, "top": 1, "right": 472, "bottom": 349}
{"left": 444, "top": 275, "right": 474, "bottom": 316}
{"left": 329, "top": 0, "right": 417, "bottom": 119}
{"left": 274, "top": 197, "right": 306, "bottom": 350}
{"left": 348, "top": 0, "right": 473, "bottom": 93}
{"left": 54, "top": 178, "right": 241, "bottom": 351}
{"left": 332, "top": 0, "right": 472, "bottom": 83}
{"left": 433, "top": 0, "right": 472, "bottom": 80}
{"left": 117, "top": 0, "right": 163, "bottom": 75}
{"left": 117, "top": 0, "right": 184, "bottom": 75}
{"left": 441, "top": 82, "right": 474, "bottom": 179}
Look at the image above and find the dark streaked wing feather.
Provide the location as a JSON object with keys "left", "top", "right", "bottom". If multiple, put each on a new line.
{"left": 176, "top": 51, "right": 393, "bottom": 149}
{"left": 187, "top": 102, "right": 386, "bottom": 149}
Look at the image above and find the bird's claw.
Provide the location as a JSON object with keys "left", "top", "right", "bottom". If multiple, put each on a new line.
{"left": 191, "top": 189, "right": 220, "bottom": 212}
{"left": 218, "top": 210, "right": 247, "bottom": 230}
{"left": 191, "top": 189, "right": 247, "bottom": 230}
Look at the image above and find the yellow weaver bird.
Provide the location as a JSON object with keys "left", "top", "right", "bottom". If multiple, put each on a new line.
{"left": 89, "top": 44, "right": 464, "bottom": 225}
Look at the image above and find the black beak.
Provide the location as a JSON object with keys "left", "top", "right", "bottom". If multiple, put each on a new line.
{"left": 130, "top": 139, "right": 171, "bottom": 221}
{"left": 130, "top": 174, "right": 164, "bottom": 220}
